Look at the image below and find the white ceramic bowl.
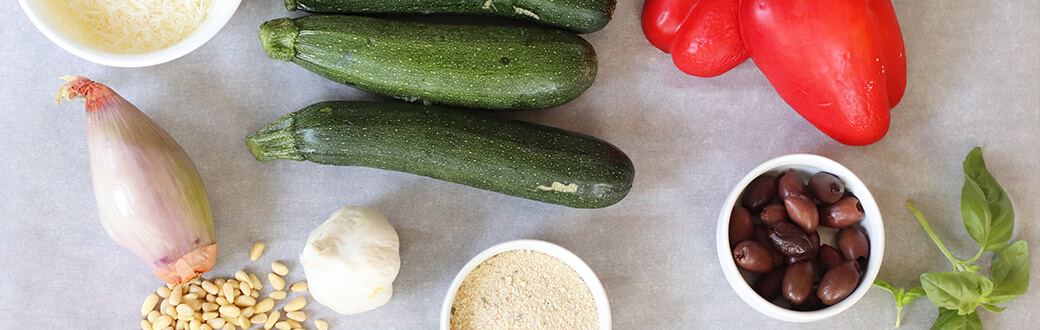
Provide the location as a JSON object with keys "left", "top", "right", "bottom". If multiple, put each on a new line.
{"left": 18, "top": 0, "right": 241, "bottom": 67}
{"left": 441, "top": 239, "right": 611, "bottom": 329}
{"left": 716, "top": 154, "right": 884, "bottom": 322}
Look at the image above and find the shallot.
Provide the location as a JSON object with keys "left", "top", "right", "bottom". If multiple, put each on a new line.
{"left": 56, "top": 76, "right": 216, "bottom": 284}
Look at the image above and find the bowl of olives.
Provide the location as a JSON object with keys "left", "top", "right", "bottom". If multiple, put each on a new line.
{"left": 716, "top": 154, "right": 884, "bottom": 322}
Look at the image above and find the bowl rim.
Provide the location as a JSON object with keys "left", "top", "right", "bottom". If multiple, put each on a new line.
{"left": 17, "top": 0, "right": 242, "bottom": 67}
{"left": 715, "top": 153, "right": 885, "bottom": 322}
{"left": 440, "top": 239, "right": 612, "bottom": 330}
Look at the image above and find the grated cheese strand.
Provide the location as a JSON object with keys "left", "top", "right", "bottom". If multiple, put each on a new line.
{"left": 46, "top": 0, "right": 212, "bottom": 53}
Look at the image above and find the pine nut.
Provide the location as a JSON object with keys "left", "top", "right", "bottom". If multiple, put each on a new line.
{"left": 244, "top": 306, "right": 256, "bottom": 318}
{"left": 153, "top": 315, "right": 173, "bottom": 330}
{"left": 286, "top": 319, "right": 301, "bottom": 328}
{"left": 188, "top": 285, "right": 206, "bottom": 296}
{"left": 254, "top": 298, "right": 275, "bottom": 314}
{"left": 283, "top": 297, "right": 306, "bottom": 312}
{"left": 218, "top": 305, "right": 240, "bottom": 318}
{"left": 251, "top": 290, "right": 259, "bottom": 299}
{"left": 249, "top": 274, "right": 263, "bottom": 291}
{"left": 234, "top": 295, "right": 256, "bottom": 307}
{"left": 269, "top": 291, "right": 287, "bottom": 300}
{"left": 220, "top": 324, "right": 233, "bottom": 330}
{"left": 222, "top": 316, "right": 238, "bottom": 327}
{"left": 205, "top": 318, "right": 224, "bottom": 329}
{"left": 268, "top": 273, "right": 285, "bottom": 291}
{"left": 289, "top": 282, "right": 307, "bottom": 293}
{"left": 183, "top": 293, "right": 199, "bottom": 301}
{"left": 142, "top": 294, "right": 160, "bottom": 316}
{"left": 271, "top": 262, "right": 289, "bottom": 276}
{"left": 148, "top": 311, "right": 162, "bottom": 323}
{"left": 188, "top": 320, "right": 201, "bottom": 330}
{"left": 265, "top": 311, "right": 280, "bottom": 330}
{"left": 205, "top": 295, "right": 216, "bottom": 303}
{"left": 235, "top": 271, "right": 251, "bottom": 287}
{"left": 141, "top": 319, "right": 152, "bottom": 330}
{"left": 215, "top": 297, "right": 229, "bottom": 306}
{"left": 202, "top": 312, "right": 218, "bottom": 321}
{"left": 214, "top": 279, "right": 225, "bottom": 287}
{"left": 286, "top": 311, "right": 306, "bottom": 322}
{"left": 175, "top": 319, "right": 187, "bottom": 330}
{"left": 200, "top": 325, "right": 211, "bottom": 330}
{"left": 158, "top": 286, "right": 172, "bottom": 299}
{"left": 221, "top": 282, "right": 236, "bottom": 302}
{"left": 185, "top": 299, "right": 202, "bottom": 311}
{"left": 169, "top": 286, "right": 184, "bottom": 306}
{"left": 239, "top": 281, "right": 252, "bottom": 297}
{"left": 201, "top": 281, "right": 219, "bottom": 295}
{"left": 176, "top": 304, "right": 194, "bottom": 317}
{"left": 274, "top": 321, "right": 291, "bottom": 330}
{"left": 314, "top": 320, "right": 328, "bottom": 330}
{"left": 237, "top": 315, "right": 249, "bottom": 328}
{"left": 164, "top": 306, "right": 177, "bottom": 318}
{"left": 250, "top": 242, "right": 265, "bottom": 261}
{"left": 251, "top": 313, "right": 268, "bottom": 324}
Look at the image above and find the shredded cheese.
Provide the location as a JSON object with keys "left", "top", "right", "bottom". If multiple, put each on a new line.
{"left": 46, "top": 0, "right": 212, "bottom": 53}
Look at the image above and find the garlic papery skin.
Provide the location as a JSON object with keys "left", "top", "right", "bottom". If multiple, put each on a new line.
{"left": 300, "top": 206, "right": 400, "bottom": 315}
{"left": 58, "top": 76, "right": 217, "bottom": 284}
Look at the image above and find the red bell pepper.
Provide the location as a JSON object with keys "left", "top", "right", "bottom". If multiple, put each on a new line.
{"left": 642, "top": 0, "right": 748, "bottom": 77}
{"left": 739, "top": 0, "right": 907, "bottom": 145}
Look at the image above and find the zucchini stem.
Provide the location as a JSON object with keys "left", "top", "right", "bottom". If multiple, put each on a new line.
{"left": 246, "top": 114, "right": 304, "bottom": 162}
{"left": 259, "top": 18, "right": 300, "bottom": 62}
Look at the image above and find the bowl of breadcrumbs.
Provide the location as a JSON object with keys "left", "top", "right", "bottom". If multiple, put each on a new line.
{"left": 441, "top": 239, "right": 611, "bottom": 330}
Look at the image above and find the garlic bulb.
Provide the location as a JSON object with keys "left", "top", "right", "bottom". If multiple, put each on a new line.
{"left": 300, "top": 205, "right": 400, "bottom": 314}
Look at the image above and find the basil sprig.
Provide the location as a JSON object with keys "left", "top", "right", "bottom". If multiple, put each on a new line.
{"left": 873, "top": 148, "right": 1030, "bottom": 329}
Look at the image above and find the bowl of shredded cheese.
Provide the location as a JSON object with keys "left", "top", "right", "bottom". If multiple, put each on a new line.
{"left": 18, "top": 0, "right": 240, "bottom": 67}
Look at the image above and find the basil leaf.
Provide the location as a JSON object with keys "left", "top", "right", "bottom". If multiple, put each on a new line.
{"left": 988, "top": 240, "right": 1029, "bottom": 304}
{"left": 874, "top": 278, "right": 898, "bottom": 294}
{"left": 961, "top": 147, "right": 1014, "bottom": 251}
{"left": 931, "top": 307, "right": 982, "bottom": 330}
{"left": 964, "top": 263, "right": 982, "bottom": 274}
{"left": 902, "top": 286, "right": 927, "bottom": 305}
{"left": 922, "top": 272, "right": 993, "bottom": 315}
{"left": 981, "top": 303, "right": 1007, "bottom": 313}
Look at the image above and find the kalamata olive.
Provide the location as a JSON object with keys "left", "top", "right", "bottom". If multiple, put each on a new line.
{"left": 753, "top": 267, "right": 786, "bottom": 301}
{"left": 729, "top": 206, "right": 755, "bottom": 247}
{"left": 783, "top": 193, "right": 819, "bottom": 233}
{"left": 818, "top": 260, "right": 861, "bottom": 305}
{"left": 741, "top": 174, "right": 778, "bottom": 213}
{"left": 783, "top": 260, "right": 816, "bottom": 304}
{"left": 768, "top": 222, "right": 816, "bottom": 258}
{"left": 808, "top": 172, "right": 845, "bottom": 204}
{"left": 792, "top": 287, "right": 825, "bottom": 311}
{"left": 808, "top": 230, "right": 820, "bottom": 257}
{"left": 777, "top": 169, "right": 807, "bottom": 199}
{"left": 818, "top": 244, "right": 845, "bottom": 271}
{"left": 755, "top": 225, "right": 785, "bottom": 268}
{"left": 820, "top": 196, "right": 865, "bottom": 228}
{"left": 787, "top": 231, "right": 821, "bottom": 265}
{"left": 760, "top": 203, "right": 789, "bottom": 226}
{"left": 733, "top": 240, "right": 775, "bottom": 273}
{"left": 838, "top": 226, "right": 870, "bottom": 269}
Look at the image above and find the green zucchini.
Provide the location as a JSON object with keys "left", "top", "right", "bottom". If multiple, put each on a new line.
{"left": 283, "top": 0, "right": 616, "bottom": 34}
{"left": 259, "top": 15, "right": 597, "bottom": 110}
{"left": 246, "top": 101, "right": 634, "bottom": 208}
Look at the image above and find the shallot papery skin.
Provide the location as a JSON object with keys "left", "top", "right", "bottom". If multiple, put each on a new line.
{"left": 57, "top": 76, "right": 216, "bottom": 284}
